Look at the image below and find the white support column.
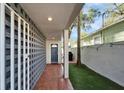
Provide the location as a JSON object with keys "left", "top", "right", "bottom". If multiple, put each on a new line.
{"left": 0, "top": 3, "right": 5, "bottom": 90}
{"left": 18, "top": 17, "right": 21, "bottom": 90}
{"left": 23, "top": 21, "right": 26, "bottom": 90}
{"left": 27, "top": 24, "right": 30, "bottom": 90}
{"left": 63, "top": 29, "right": 69, "bottom": 78}
{"left": 10, "top": 10, "right": 15, "bottom": 90}
{"left": 61, "top": 34, "right": 64, "bottom": 64}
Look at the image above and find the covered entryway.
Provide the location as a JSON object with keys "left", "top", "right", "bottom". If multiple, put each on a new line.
{"left": 0, "top": 3, "right": 83, "bottom": 90}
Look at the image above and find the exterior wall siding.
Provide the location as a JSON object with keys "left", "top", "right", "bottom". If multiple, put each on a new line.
{"left": 103, "top": 21, "right": 124, "bottom": 43}
{"left": 82, "top": 20, "right": 124, "bottom": 46}
{"left": 0, "top": 3, "right": 46, "bottom": 90}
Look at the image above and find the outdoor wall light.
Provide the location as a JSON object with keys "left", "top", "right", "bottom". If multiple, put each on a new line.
{"left": 48, "top": 17, "right": 53, "bottom": 21}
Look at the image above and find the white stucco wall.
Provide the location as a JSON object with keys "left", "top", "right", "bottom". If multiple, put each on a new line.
{"left": 46, "top": 40, "right": 62, "bottom": 64}
{"left": 72, "top": 41, "right": 124, "bottom": 87}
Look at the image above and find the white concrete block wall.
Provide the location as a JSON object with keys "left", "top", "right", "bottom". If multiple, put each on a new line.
{"left": 0, "top": 4, "right": 46, "bottom": 90}
{"left": 72, "top": 41, "right": 124, "bottom": 87}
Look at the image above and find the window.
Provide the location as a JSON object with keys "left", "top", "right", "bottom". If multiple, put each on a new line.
{"left": 93, "top": 34, "right": 102, "bottom": 45}
{"left": 51, "top": 44, "right": 58, "bottom": 47}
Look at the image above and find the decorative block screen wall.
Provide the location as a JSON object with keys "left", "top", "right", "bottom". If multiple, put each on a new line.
{"left": 0, "top": 3, "right": 46, "bottom": 90}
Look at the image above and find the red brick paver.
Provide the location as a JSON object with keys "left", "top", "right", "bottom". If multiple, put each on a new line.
{"left": 33, "top": 64, "right": 73, "bottom": 90}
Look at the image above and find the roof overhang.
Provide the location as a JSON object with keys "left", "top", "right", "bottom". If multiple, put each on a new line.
{"left": 20, "top": 3, "right": 83, "bottom": 40}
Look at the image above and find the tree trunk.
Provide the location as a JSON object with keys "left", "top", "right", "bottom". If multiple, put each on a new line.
{"left": 77, "top": 14, "right": 81, "bottom": 66}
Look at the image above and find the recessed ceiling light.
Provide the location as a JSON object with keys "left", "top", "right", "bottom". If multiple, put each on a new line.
{"left": 48, "top": 17, "right": 53, "bottom": 21}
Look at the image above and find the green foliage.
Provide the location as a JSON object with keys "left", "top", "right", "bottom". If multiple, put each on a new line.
{"left": 104, "top": 3, "right": 124, "bottom": 26}
{"left": 71, "top": 3, "right": 124, "bottom": 31}
{"left": 87, "top": 8, "right": 101, "bottom": 23}
{"left": 82, "top": 8, "right": 101, "bottom": 30}
{"left": 113, "top": 3, "right": 124, "bottom": 15}
{"left": 81, "top": 31, "right": 88, "bottom": 39}
{"left": 71, "top": 8, "right": 101, "bottom": 31}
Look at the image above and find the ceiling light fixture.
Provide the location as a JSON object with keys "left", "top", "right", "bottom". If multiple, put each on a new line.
{"left": 48, "top": 17, "right": 53, "bottom": 21}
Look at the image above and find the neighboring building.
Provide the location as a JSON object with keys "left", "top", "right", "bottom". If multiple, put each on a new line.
{"left": 81, "top": 18, "right": 124, "bottom": 46}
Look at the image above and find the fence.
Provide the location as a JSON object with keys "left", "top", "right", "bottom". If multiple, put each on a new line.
{"left": 71, "top": 41, "right": 124, "bottom": 87}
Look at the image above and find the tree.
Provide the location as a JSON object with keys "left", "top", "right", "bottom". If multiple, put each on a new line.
{"left": 71, "top": 8, "right": 100, "bottom": 66}
{"left": 80, "top": 8, "right": 101, "bottom": 31}
{"left": 104, "top": 3, "right": 124, "bottom": 26}
{"left": 77, "top": 14, "right": 81, "bottom": 66}
{"left": 113, "top": 3, "right": 124, "bottom": 15}
{"left": 81, "top": 31, "right": 88, "bottom": 39}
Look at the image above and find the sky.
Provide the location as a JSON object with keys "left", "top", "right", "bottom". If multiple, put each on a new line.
{"left": 70, "top": 3, "right": 113, "bottom": 41}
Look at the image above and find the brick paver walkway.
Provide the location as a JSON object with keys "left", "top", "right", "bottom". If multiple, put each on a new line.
{"left": 33, "top": 64, "right": 73, "bottom": 90}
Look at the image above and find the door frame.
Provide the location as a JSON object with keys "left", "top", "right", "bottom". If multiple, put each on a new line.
{"left": 51, "top": 44, "right": 58, "bottom": 63}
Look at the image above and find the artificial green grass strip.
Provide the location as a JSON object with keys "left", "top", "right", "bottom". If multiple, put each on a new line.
{"left": 69, "top": 64, "right": 124, "bottom": 90}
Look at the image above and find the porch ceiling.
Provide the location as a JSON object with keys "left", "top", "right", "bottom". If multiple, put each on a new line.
{"left": 20, "top": 3, "right": 83, "bottom": 40}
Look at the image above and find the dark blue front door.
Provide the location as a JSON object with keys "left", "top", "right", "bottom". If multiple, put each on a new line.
{"left": 51, "top": 44, "right": 58, "bottom": 63}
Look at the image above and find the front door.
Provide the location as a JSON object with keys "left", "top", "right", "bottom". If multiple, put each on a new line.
{"left": 51, "top": 44, "right": 58, "bottom": 63}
